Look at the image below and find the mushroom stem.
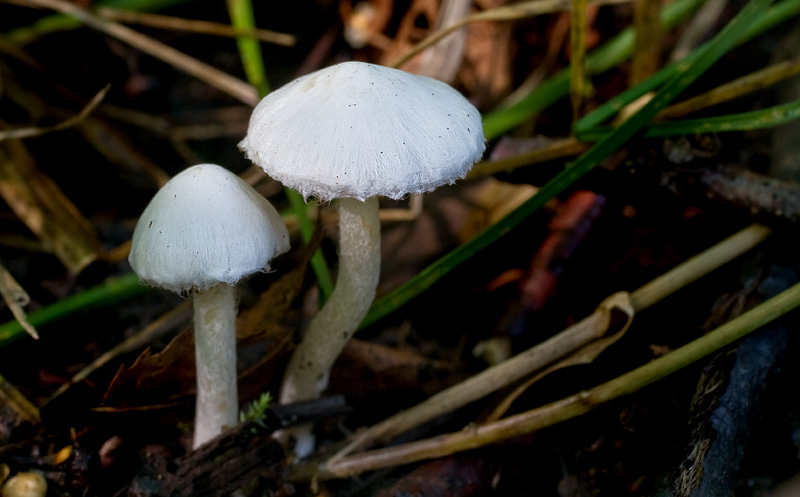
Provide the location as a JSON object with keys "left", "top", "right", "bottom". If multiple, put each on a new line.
{"left": 192, "top": 283, "right": 239, "bottom": 448}
{"left": 280, "top": 196, "right": 381, "bottom": 405}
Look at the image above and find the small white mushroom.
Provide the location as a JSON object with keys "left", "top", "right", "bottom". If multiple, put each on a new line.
{"left": 128, "top": 163, "right": 289, "bottom": 448}
{"left": 239, "top": 61, "right": 485, "bottom": 420}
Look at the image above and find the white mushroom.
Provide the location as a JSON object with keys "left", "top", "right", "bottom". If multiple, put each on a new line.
{"left": 239, "top": 61, "right": 485, "bottom": 420}
{"left": 128, "top": 163, "right": 289, "bottom": 448}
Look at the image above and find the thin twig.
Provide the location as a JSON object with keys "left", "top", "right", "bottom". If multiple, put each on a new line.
{"left": 95, "top": 7, "right": 296, "bottom": 46}
{"left": 0, "top": 85, "right": 109, "bottom": 142}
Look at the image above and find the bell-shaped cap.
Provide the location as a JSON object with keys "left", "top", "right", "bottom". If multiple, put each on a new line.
{"left": 128, "top": 164, "right": 290, "bottom": 294}
{"left": 238, "top": 61, "right": 486, "bottom": 202}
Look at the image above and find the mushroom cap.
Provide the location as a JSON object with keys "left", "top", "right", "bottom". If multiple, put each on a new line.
{"left": 238, "top": 61, "right": 486, "bottom": 202}
{"left": 128, "top": 164, "right": 290, "bottom": 294}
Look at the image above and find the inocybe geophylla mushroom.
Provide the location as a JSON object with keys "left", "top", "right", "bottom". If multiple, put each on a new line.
{"left": 128, "top": 163, "right": 290, "bottom": 448}
{"left": 239, "top": 62, "right": 486, "bottom": 412}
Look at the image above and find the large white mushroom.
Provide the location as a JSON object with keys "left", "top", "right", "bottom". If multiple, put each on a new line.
{"left": 128, "top": 163, "right": 289, "bottom": 448}
{"left": 239, "top": 61, "right": 485, "bottom": 419}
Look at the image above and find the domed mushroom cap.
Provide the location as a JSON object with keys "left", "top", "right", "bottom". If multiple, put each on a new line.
{"left": 129, "top": 164, "right": 290, "bottom": 294}
{"left": 238, "top": 61, "right": 486, "bottom": 202}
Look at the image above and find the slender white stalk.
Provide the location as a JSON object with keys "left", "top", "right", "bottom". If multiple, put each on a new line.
{"left": 192, "top": 283, "right": 239, "bottom": 448}
{"left": 280, "top": 196, "right": 381, "bottom": 404}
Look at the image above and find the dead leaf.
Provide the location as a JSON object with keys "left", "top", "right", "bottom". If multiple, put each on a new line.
{"left": 379, "top": 0, "right": 440, "bottom": 70}
{"left": 0, "top": 140, "right": 105, "bottom": 275}
{"left": 460, "top": 0, "right": 514, "bottom": 108}
{"left": 0, "top": 262, "right": 38, "bottom": 339}
{"left": 458, "top": 178, "right": 538, "bottom": 243}
{"left": 100, "top": 241, "right": 314, "bottom": 409}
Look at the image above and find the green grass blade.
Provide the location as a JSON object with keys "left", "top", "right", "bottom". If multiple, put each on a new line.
{"left": 649, "top": 98, "right": 800, "bottom": 135}
{"left": 577, "top": 98, "right": 800, "bottom": 140}
{"left": 226, "top": 0, "right": 269, "bottom": 96}
{"left": 0, "top": 272, "right": 148, "bottom": 349}
{"left": 225, "top": 0, "right": 333, "bottom": 303}
{"left": 481, "top": 0, "right": 706, "bottom": 140}
{"left": 361, "top": 0, "right": 774, "bottom": 329}
{"left": 575, "top": 0, "right": 800, "bottom": 137}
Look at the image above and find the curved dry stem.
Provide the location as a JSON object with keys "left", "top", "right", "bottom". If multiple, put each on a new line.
{"left": 192, "top": 283, "right": 239, "bottom": 448}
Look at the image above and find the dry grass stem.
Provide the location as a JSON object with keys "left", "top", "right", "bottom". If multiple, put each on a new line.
{"left": 630, "top": 0, "right": 663, "bottom": 85}
{"left": 95, "top": 7, "right": 296, "bottom": 46}
{"left": 468, "top": 137, "right": 590, "bottom": 180}
{"left": 311, "top": 228, "right": 789, "bottom": 480}
{"left": 329, "top": 292, "right": 635, "bottom": 463}
{"left": 485, "top": 293, "right": 635, "bottom": 421}
{"left": 569, "top": 0, "right": 589, "bottom": 125}
{"left": 318, "top": 223, "right": 771, "bottom": 475}
{"left": 657, "top": 56, "right": 800, "bottom": 120}
{"left": 0, "top": 85, "right": 109, "bottom": 142}
{"left": 628, "top": 224, "right": 772, "bottom": 312}
{"left": 17, "top": 0, "right": 258, "bottom": 105}
{"left": 320, "top": 273, "right": 797, "bottom": 477}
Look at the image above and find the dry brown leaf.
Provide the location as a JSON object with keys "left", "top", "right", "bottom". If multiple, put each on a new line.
{"left": 379, "top": 0, "right": 440, "bottom": 70}
{"left": 458, "top": 178, "right": 538, "bottom": 243}
{"left": 0, "top": 140, "right": 105, "bottom": 275}
{"left": 100, "top": 242, "right": 313, "bottom": 408}
{"left": 101, "top": 334, "right": 196, "bottom": 408}
{"left": 0, "top": 261, "right": 38, "bottom": 339}
{"left": 235, "top": 253, "right": 310, "bottom": 346}
{"left": 460, "top": 0, "right": 515, "bottom": 108}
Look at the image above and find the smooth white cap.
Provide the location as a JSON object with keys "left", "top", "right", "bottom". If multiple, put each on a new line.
{"left": 238, "top": 61, "right": 486, "bottom": 202}
{"left": 128, "top": 164, "right": 290, "bottom": 294}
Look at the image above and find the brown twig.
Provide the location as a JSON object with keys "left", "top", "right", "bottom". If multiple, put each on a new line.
{"left": 0, "top": 85, "right": 109, "bottom": 142}
{"left": 95, "top": 6, "right": 296, "bottom": 46}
